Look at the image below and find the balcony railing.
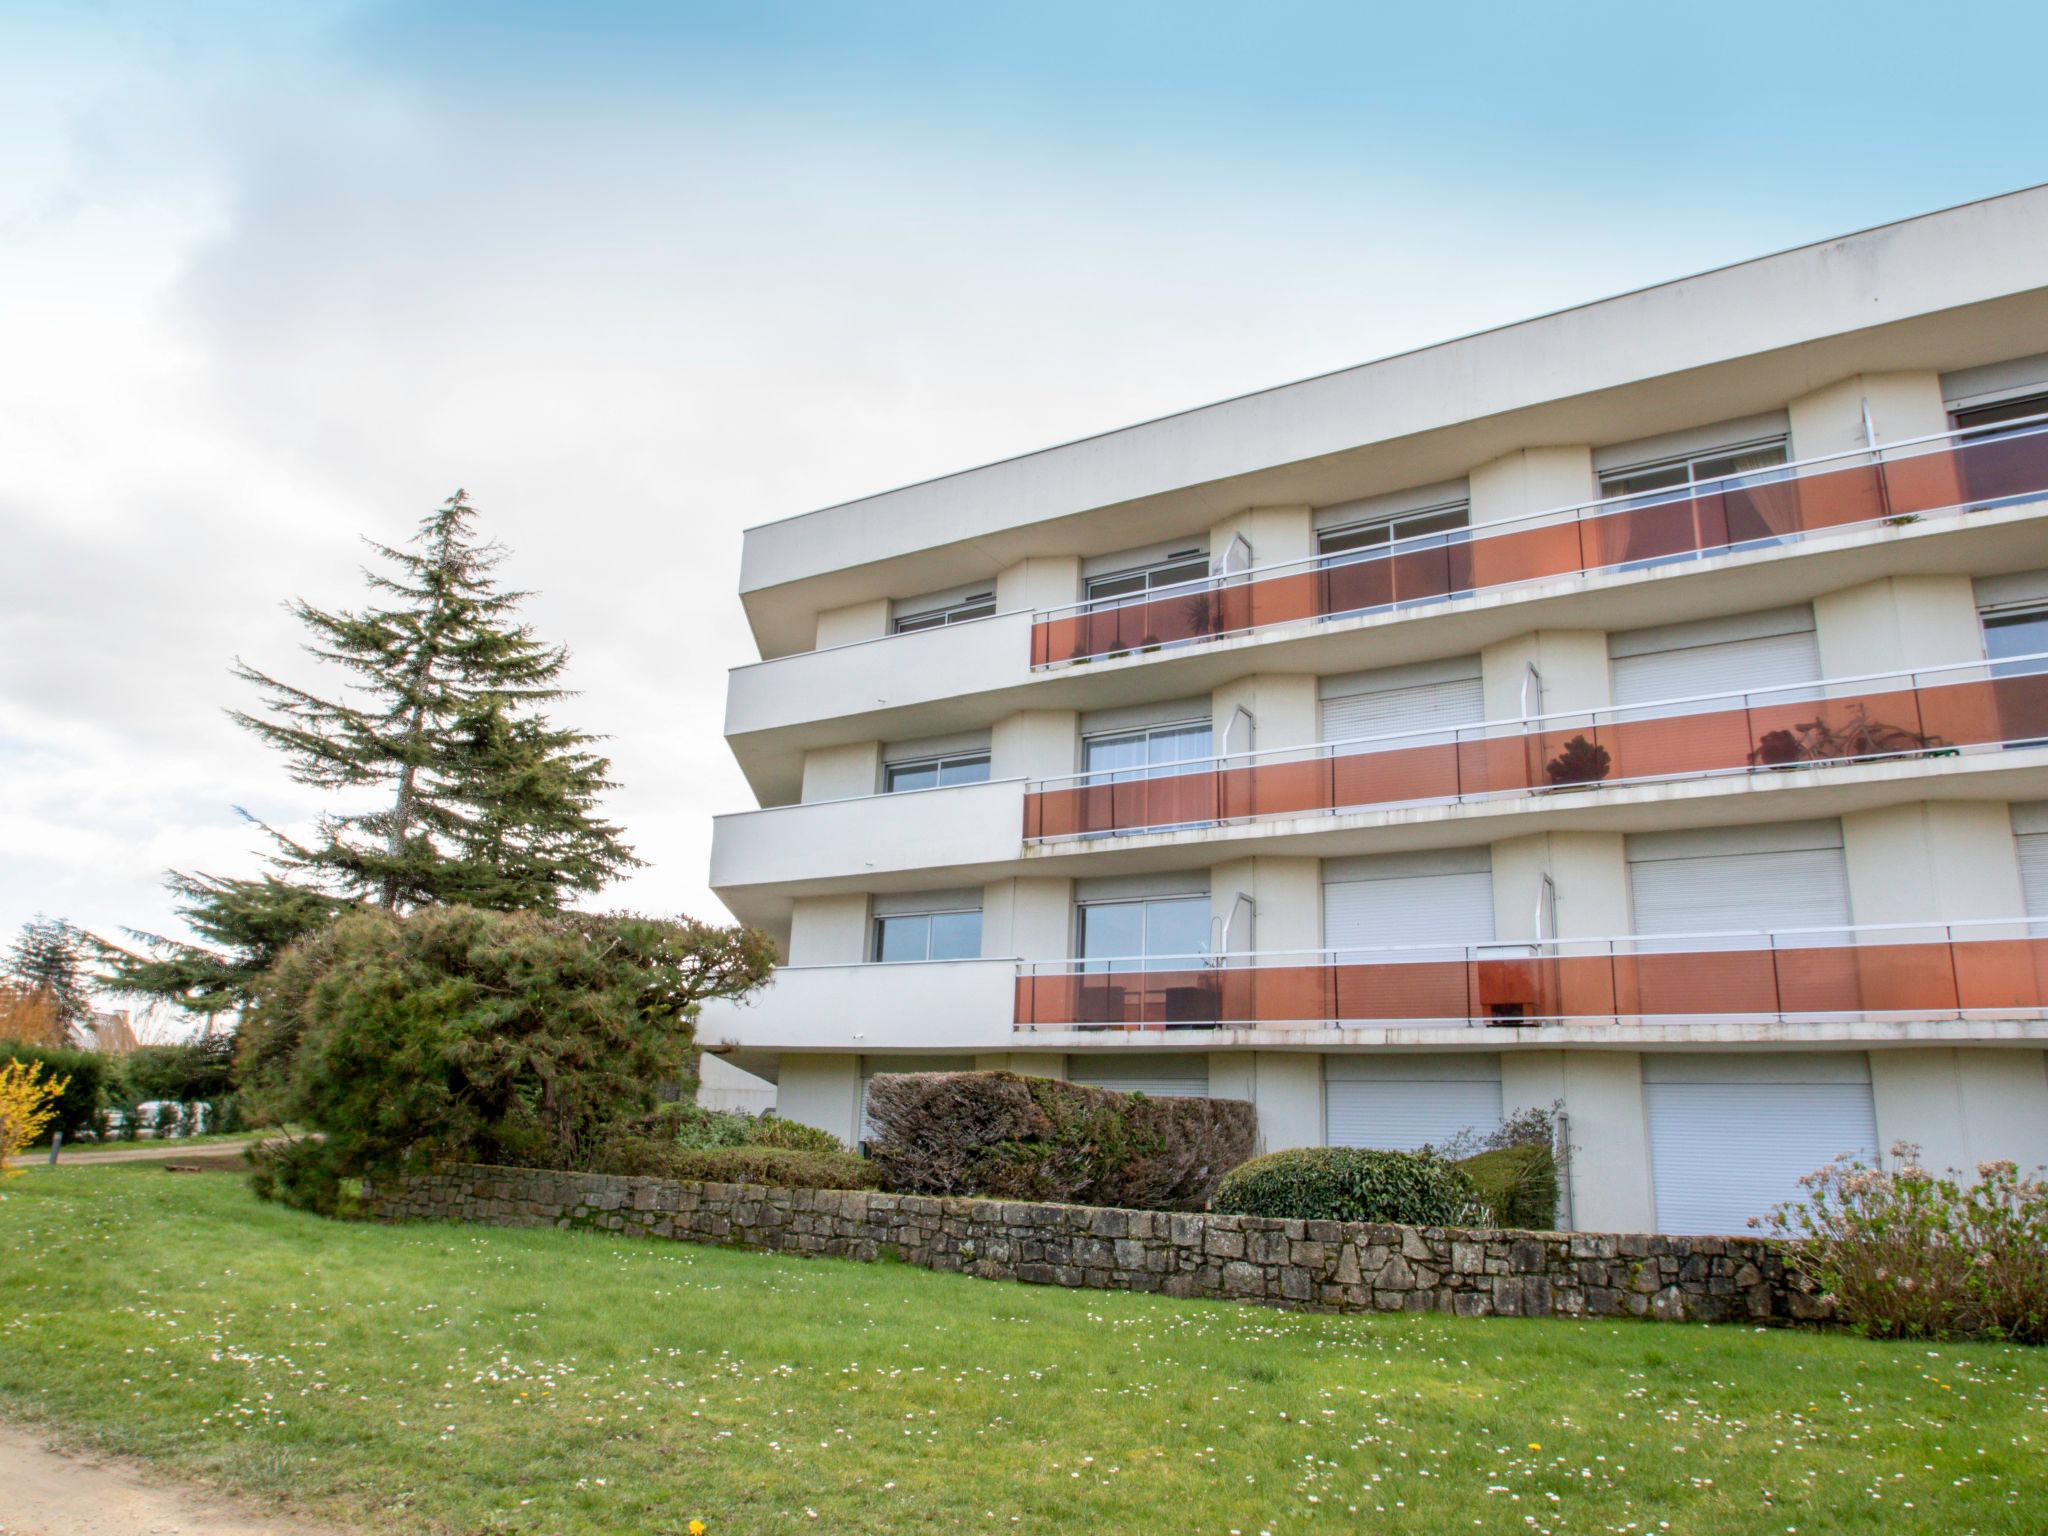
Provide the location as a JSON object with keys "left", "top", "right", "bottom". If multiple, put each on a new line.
{"left": 1013, "top": 920, "right": 2048, "bottom": 1030}
{"left": 1028, "top": 416, "right": 2048, "bottom": 668}
{"left": 1022, "top": 652, "right": 2048, "bottom": 841}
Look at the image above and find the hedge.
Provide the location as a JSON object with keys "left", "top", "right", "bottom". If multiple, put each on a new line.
{"left": 670, "top": 1106, "right": 843, "bottom": 1153}
{"left": 1211, "top": 1147, "right": 1482, "bottom": 1226}
{"left": 864, "top": 1071, "right": 1256, "bottom": 1211}
{"left": 0, "top": 1041, "right": 108, "bottom": 1143}
{"left": 592, "top": 1139, "right": 879, "bottom": 1191}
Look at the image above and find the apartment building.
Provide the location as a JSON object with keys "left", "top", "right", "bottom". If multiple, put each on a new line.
{"left": 699, "top": 188, "right": 2048, "bottom": 1235}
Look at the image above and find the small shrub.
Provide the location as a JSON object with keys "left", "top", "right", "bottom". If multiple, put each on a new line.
{"left": 671, "top": 1108, "right": 756, "bottom": 1149}
{"left": 0, "top": 1042, "right": 107, "bottom": 1142}
{"left": 1212, "top": 1147, "right": 1482, "bottom": 1227}
{"left": 744, "top": 1115, "right": 842, "bottom": 1153}
{"left": 592, "top": 1138, "right": 878, "bottom": 1191}
{"left": 249, "top": 1138, "right": 363, "bottom": 1218}
{"left": 1458, "top": 1144, "right": 1559, "bottom": 1230}
{"left": 865, "top": 1072, "right": 1256, "bottom": 1210}
{"left": 0, "top": 1059, "right": 70, "bottom": 1176}
{"left": 1765, "top": 1144, "right": 2048, "bottom": 1342}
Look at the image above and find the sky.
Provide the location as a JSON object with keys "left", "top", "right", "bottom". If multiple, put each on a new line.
{"left": 5, "top": 0, "right": 2047, "bottom": 1024}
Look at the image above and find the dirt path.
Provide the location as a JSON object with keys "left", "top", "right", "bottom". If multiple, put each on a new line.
{"left": 7, "top": 1137, "right": 273, "bottom": 1170}
{"left": 0, "top": 1423, "right": 351, "bottom": 1536}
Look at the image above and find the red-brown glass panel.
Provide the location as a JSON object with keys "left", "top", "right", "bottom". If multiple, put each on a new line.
{"left": 1952, "top": 938, "right": 2048, "bottom": 1012}
{"left": 1329, "top": 959, "right": 1473, "bottom": 1021}
{"left": 1617, "top": 948, "right": 1782, "bottom": 1017}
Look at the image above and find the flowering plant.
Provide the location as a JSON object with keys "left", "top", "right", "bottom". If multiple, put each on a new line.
{"left": 0, "top": 1059, "right": 70, "bottom": 1178}
{"left": 1763, "top": 1144, "right": 2048, "bottom": 1341}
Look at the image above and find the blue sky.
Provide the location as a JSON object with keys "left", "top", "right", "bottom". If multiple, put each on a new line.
{"left": 3, "top": 0, "right": 2045, "bottom": 1021}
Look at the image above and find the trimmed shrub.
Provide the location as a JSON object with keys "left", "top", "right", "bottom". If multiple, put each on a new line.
{"left": 0, "top": 1041, "right": 107, "bottom": 1142}
{"left": 667, "top": 1106, "right": 844, "bottom": 1153}
{"left": 1458, "top": 1144, "right": 1559, "bottom": 1230}
{"left": 744, "top": 1115, "right": 842, "bottom": 1153}
{"left": 1766, "top": 1144, "right": 2048, "bottom": 1341}
{"left": 592, "top": 1138, "right": 879, "bottom": 1191}
{"left": 1211, "top": 1146, "right": 1482, "bottom": 1227}
{"left": 864, "top": 1071, "right": 1256, "bottom": 1211}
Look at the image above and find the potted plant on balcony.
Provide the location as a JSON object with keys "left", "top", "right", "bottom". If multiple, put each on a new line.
{"left": 1541, "top": 733, "right": 1612, "bottom": 791}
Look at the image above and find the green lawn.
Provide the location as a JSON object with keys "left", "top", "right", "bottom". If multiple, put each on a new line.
{"left": 2, "top": 1168, "right": 2043, "bottom": 1535}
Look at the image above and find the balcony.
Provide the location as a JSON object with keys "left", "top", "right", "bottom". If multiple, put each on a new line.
{"left": 1014, "top": 920, "right": 2048, "bottom": 1031}
{"left": 712, "top": 777, "right": 1026, "bottom": 893}
{"left": 1024, "top": 653, "right": 2048, "bottom": 841}
{"left": 696, "top": 957, "right": 1020, "bottom": 1054}
{"left": 1030, "top": 417, "right": 2048, "bottom": 668}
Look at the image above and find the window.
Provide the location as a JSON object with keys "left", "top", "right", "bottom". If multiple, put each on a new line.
{"left": 1951, "top": 392, "right": 2048, "bottom": 436}
{"left": 1085, "top": 549, "right": 1209, "bottom": 605}
{"left": 1318, "top": 500, "right": 1470, "bottom": 560}
{"left": 1598, "top": 437, "right": 1789, "bottom": 502}
{"left": 871, "top": 905, "right": 982, "bottom": 963}
{"left": 892, "top": 591, "right": 995, "bottom": 634}
{"left": 1078, "top": 895, "right": 1211, "bottom": 970}
{"left": 883, "top": 752, "right": 992, "bottom": 792}
{"left": 1081, "top": 720, "right": 1212, "bottom": 782}
{"left": 1985, "top": 605, "right": 2048, "bottom": 677}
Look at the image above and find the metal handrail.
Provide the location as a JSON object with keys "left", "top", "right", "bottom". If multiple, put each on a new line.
{"left": 1016, "top": 914, "right": 2047, "bottom": 975}
{"left": 1025, "top": 648, "right": 2048, "bottom": 796}
{"left": 1027, "top": 412, "right": 2048, "bottom": 627}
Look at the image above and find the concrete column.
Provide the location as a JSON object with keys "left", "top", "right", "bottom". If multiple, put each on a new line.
{"left": 1480, "top": 630, "right": 1611, "bottom": 722}
{"left": 815, "top": 598, "right": 890, "bottom": 649}
{"left": 1469, "top": 447, "right": 1597, "bottom": 528}
{"left": 1870, "top": 1048, "right": 2048, "bottom": 1176}
{"left": 992, "top": 709, "right": 1080, "bottom": 782}
{"left": 1841, "top": 802, "right": 2028, "bottom": 927}
{"left": 1788, "top": 371, "right": 1947, "bottom": 459}
{"left": 1208, "top": 1051, "right": 1255, "bottom": 1109}
{"left": 777, "top": 1053, "right": 862, "bottom": 1145}
{"left": 1490, "top": 831, "right": 1631, "bottom": 942}
{"left": 995, "top": 555, "right": 1081, "bottom": 614}
{"left": 1813, "top": 575, "right": 1986, "bottom": 679}
{"left": 800, "top": 741, "right": 883, "bottom": 802}
{"left": 1209, "top": 505, "right": 1313, "bottom": 570}
{"left": 1210, "top": 674, "right": 1318, "bottom": 756}
{"left": 1249, "top": 1052, "right": 1323, "bottom": 1151}
{"left": 1550, "top": 1050, "right": 1654, "bottom": 1233}
{"left": 1208, "top": 857, "right": 1320, "bottom": 955}
{"left": 982, "top": 876, "right": 1075, "bottom": 960}
{"left": 787, "top": 893, "right": 869, "bottom": 966}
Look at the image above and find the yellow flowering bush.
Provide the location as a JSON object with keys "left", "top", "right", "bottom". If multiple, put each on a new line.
{"left": 0, "top": 1059, "right": 71, "bottom": 1177}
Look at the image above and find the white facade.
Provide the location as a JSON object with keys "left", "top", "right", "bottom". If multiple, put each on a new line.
{"left": 702, "top": 189, "right": 2048, "bottom": 1234}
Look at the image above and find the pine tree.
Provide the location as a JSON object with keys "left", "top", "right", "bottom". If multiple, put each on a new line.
{"left": 6, "top": 916, "right": 92, "bottom": 1042}
{"left": 231, "top": 489, "right": 639, "bottom": 910}
{"left": 102, "top": 491, "right": 638, "bottom": 1014}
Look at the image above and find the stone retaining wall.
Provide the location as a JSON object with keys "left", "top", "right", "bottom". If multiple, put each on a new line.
{"left": 374, "top": 1165, "right": 1822, "bottom": 1324}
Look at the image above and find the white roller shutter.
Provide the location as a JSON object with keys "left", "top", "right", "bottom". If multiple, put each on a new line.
{"left": 1068, "top": 1053, "right": 1210, "bottom": 1098}
{"left": 2016, "top": 803, "right": 2048, "bottom": 925}
{"left": 1609, "top": 606, "right": 1819, "bottom": 715}
{"left": 1319, "top": 656, "right": 1484, "bottom": 744}
{"left": 1627, "top": 821, "right": 1849, "bottom": 945}
{"left": 1645, "top": 1054, "right": 1877, "bottom": 1234}
{"left": 1324, "top": 1054, "right": 1502, "bottom": 1152}
{"left": 1323, "top": 849, "right": 1494, "bottom": 954}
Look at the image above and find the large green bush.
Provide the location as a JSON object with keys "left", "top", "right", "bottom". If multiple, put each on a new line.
{"left": 240, "top": 905, "right": 775, "bottom": 1209}
{"left": 0, "top": 1041, "right": 107, "bottom": 1142}
{"left": 119, "top": 1036, "right": 237, "bottom": 1104}
{"left": 864, "top": 1071, "right": 1256, "bottom": 1211}
{"left": 1211, "top": 1146, "right": 1482, "bottom": 1227}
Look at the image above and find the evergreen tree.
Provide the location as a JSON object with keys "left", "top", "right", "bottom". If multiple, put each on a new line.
{"left": 6, "top": 916, "right": 92, "bottom": 1042}
{"left": 102, "top": 491, "right": 638, "bottom": 1015}
{"left": 232, "top": 489, "right": 638, "bottom": 910}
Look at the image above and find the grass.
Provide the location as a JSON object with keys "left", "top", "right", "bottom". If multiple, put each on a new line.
{"left": 2, "top": 1167, "right": 2044, "bottom": 1535}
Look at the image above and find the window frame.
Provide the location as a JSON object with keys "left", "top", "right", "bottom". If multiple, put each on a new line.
{"left": 870, "top": 904, "right": 984, "bottom": 964}
{"left": 882, "top": 751, "right": 993, "bottom": 793}
{"left": 1596, "top": 435, "right": 1790, "bottom": 503}
{"left": 891, "top": 591, "right": 996, "bottom": 635}
{"left": 1076, "top": 894, "right": 1213, "bottom": 971}
{"left": 1317, "top": 499, "right": 1472, "bottom": 561}
{"left": 1083, "top": 549, "right": 1210, "bottom": 606}
{"left": 1080, "top": 718, "right": 1214, "bottom": 783}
